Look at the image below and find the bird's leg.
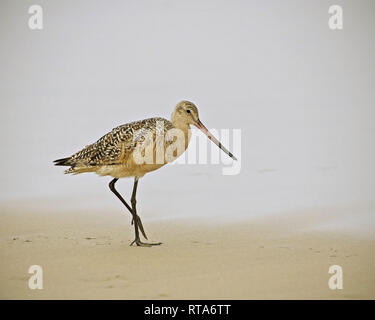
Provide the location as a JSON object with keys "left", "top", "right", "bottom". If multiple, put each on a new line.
{"left": 129, "top": 177, "right": 148, "bottom": 240}
{"left": 108, "top": 178, "right": 148, "bottom": 241}
{"left": 129, "top": 177, "right": 162, "bottom": 247}
{"left": 109, "top": 178, "right": 161, "bottom": 247}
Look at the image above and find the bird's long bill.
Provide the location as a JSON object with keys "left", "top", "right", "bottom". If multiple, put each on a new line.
{"left": 195, "top": 119, "right": 237, "bottom": 161}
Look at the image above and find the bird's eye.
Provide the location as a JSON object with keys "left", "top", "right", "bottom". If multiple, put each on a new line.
{"left": 186, "top": 110, "right": 191, "bottom": 114}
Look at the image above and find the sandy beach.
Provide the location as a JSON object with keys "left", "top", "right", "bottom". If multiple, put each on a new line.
{"left": 1, "top": 0, "right": 375, "bottom": 303}
{"left": 1, "top": 203, "right": 374, "bottom": 300}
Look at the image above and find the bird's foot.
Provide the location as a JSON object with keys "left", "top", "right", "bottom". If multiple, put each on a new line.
{"left": 130, "top": 238, "right": 162, "bottom": 247}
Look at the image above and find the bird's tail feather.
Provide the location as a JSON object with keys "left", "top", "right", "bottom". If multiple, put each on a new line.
{"left": 53, "top": 157, "right": 72, "bottom": 166}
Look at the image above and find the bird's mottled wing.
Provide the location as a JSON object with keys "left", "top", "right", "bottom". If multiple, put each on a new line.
{"left": 68, "top": 117, "right": 173, "bottom": 167}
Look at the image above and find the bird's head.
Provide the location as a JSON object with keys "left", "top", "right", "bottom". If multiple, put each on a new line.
{"left": 171, "top": 100, "right": 199, "bottom": 126}
{"left": 171, "top": 100, "right": 237, "bottom": 161}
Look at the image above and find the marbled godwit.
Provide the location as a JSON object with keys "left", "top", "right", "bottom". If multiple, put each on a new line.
{"left": 54, "top": 101, "right": 237, "bottom": 246}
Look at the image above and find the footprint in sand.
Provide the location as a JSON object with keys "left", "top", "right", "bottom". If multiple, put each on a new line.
{"left": 80, "top": 274, "right": 128, "bottom": 284}
{"left": 103, "top": 275, "right": 130, "bottom": 289}
{"left": 9, "top": 236, "right": 32, "bottom": 243}
{"left": 83, "top": 236, "right": 112, "bottom": 245}
{"left": 95, "top": 242, "right": 111, "bottom": 245}
{"left": 191, "top": 240, "right": 212, "bottom": 245}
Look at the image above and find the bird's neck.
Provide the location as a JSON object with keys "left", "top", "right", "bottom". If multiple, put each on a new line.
{"left": 172, "top": 118, "right": 191, "bottom": 148}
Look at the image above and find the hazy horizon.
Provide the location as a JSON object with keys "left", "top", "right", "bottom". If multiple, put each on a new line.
{"left": 1, "top": 1, "right": 374, "bottom": 231}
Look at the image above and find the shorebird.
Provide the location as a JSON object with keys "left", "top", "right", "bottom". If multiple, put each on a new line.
{"left": 54, "top": 101, "right": 237, "bottom": 246}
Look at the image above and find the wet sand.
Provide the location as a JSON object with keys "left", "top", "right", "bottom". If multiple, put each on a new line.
{"left": 0, "top": 205, "right": 374, "bottom": 299}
